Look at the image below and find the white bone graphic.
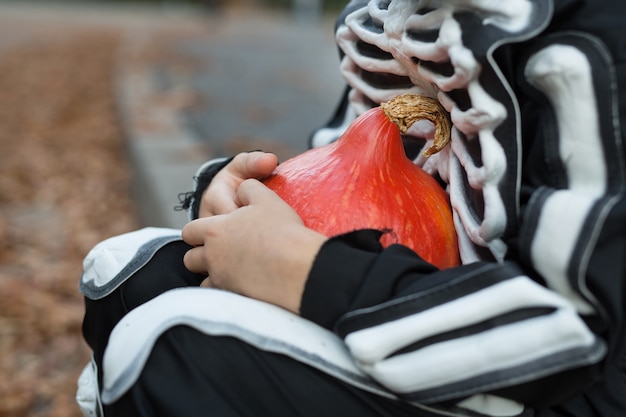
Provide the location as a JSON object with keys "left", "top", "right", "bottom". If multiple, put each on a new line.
{"left": 333, "top": 0, "right": 547, "bottom": 262}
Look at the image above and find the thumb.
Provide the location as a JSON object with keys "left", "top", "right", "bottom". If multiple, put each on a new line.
{"left": 227, "top": 152, "right": 278, "bottom": 180}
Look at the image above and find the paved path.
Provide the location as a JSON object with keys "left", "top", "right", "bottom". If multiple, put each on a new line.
{"left": 170, "top": 10, "right": 345, "bottom": 159}
{"left": 120, "top": 6, "right": 347, "bottom": 228}
{"left": 0, "top": 2, "right": 346, "bottom": 229}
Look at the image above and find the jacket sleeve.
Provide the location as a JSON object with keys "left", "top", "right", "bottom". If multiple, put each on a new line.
{"left": 301, "top": 230, "right": 621, "bottom": 409}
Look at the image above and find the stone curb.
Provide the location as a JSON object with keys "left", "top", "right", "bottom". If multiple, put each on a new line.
{"left": 114, "top": 27, "right": 213, "bottom": 230}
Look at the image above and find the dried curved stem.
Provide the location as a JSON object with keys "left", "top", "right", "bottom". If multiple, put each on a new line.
{"left": 380, "top": 94, "right": 452, "bottom": 157}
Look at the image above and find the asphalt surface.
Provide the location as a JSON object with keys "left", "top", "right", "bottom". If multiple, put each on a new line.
{"left": 0, "top": 2, "right": 346, "bottom": 229}
{"left": 119, "top": 5, "right": 346, "bottom": 228}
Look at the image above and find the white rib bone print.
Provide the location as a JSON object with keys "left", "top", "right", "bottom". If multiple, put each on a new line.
{"left": 323, "top": 0, "right": 548, "bottom": 262}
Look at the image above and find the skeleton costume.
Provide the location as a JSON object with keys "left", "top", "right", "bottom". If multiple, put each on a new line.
{"left": 78, "top": 1, "right": 626, "bottom": 416}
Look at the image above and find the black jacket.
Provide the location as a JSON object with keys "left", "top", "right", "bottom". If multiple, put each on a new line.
{"left": 298, "top": 0, "right": 626, "bottom": 411}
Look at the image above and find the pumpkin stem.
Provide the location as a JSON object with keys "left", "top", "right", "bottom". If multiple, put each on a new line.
{"left": 380, "top": 94, "right": 452, "bottom": 157}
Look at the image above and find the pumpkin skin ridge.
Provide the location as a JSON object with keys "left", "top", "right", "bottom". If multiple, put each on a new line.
{"left": 263, "top": 105, "right": 460, "bottom": 270}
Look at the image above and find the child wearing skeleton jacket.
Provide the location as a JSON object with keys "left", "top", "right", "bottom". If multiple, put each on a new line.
{"left": 77, "top": 1, "right": 626, "bottom": 416}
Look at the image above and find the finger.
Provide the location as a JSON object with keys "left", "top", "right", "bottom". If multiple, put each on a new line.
{"left": 250, "top": 152, "right": 278, "bottom": 179}
{"left": 181, "top": 217, "right": 213, "bottom": 247}
{"left": 226, "top": 152, "right": 278, "bottom": 180}
{"left": 200, "top": 277, "right": 214, "bottom": 288}
{"left": 204, "top": 182, "right": 239, "bottom": 216}
{"left": 182, "top": 245, "right": 209, "bottom": 274}
{"left": 204, "top": 152, "right": 278, "bottom": 217}
{"left": 235, "top": 178, "right": 276, "bottom": 207}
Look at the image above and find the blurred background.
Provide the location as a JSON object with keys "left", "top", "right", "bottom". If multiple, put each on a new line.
{"left": 0, "top": 0, "right": 346, "bottom": 415}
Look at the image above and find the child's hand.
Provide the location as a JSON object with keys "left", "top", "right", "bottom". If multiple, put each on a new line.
{"left": 183, "top": 178, "right": 327, "bottom": 314}
{"left": 199, "top": 151, "right": 279, "bottom": 218}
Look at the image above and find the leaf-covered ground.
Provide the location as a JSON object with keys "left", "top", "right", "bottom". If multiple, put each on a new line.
{"left": 0, "top": 29, "right": 140, "bottom": 417}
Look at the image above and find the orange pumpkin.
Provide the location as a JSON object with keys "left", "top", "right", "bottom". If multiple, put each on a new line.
{"left": 263, "top": 94, "right": 460, "bottom": 270}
